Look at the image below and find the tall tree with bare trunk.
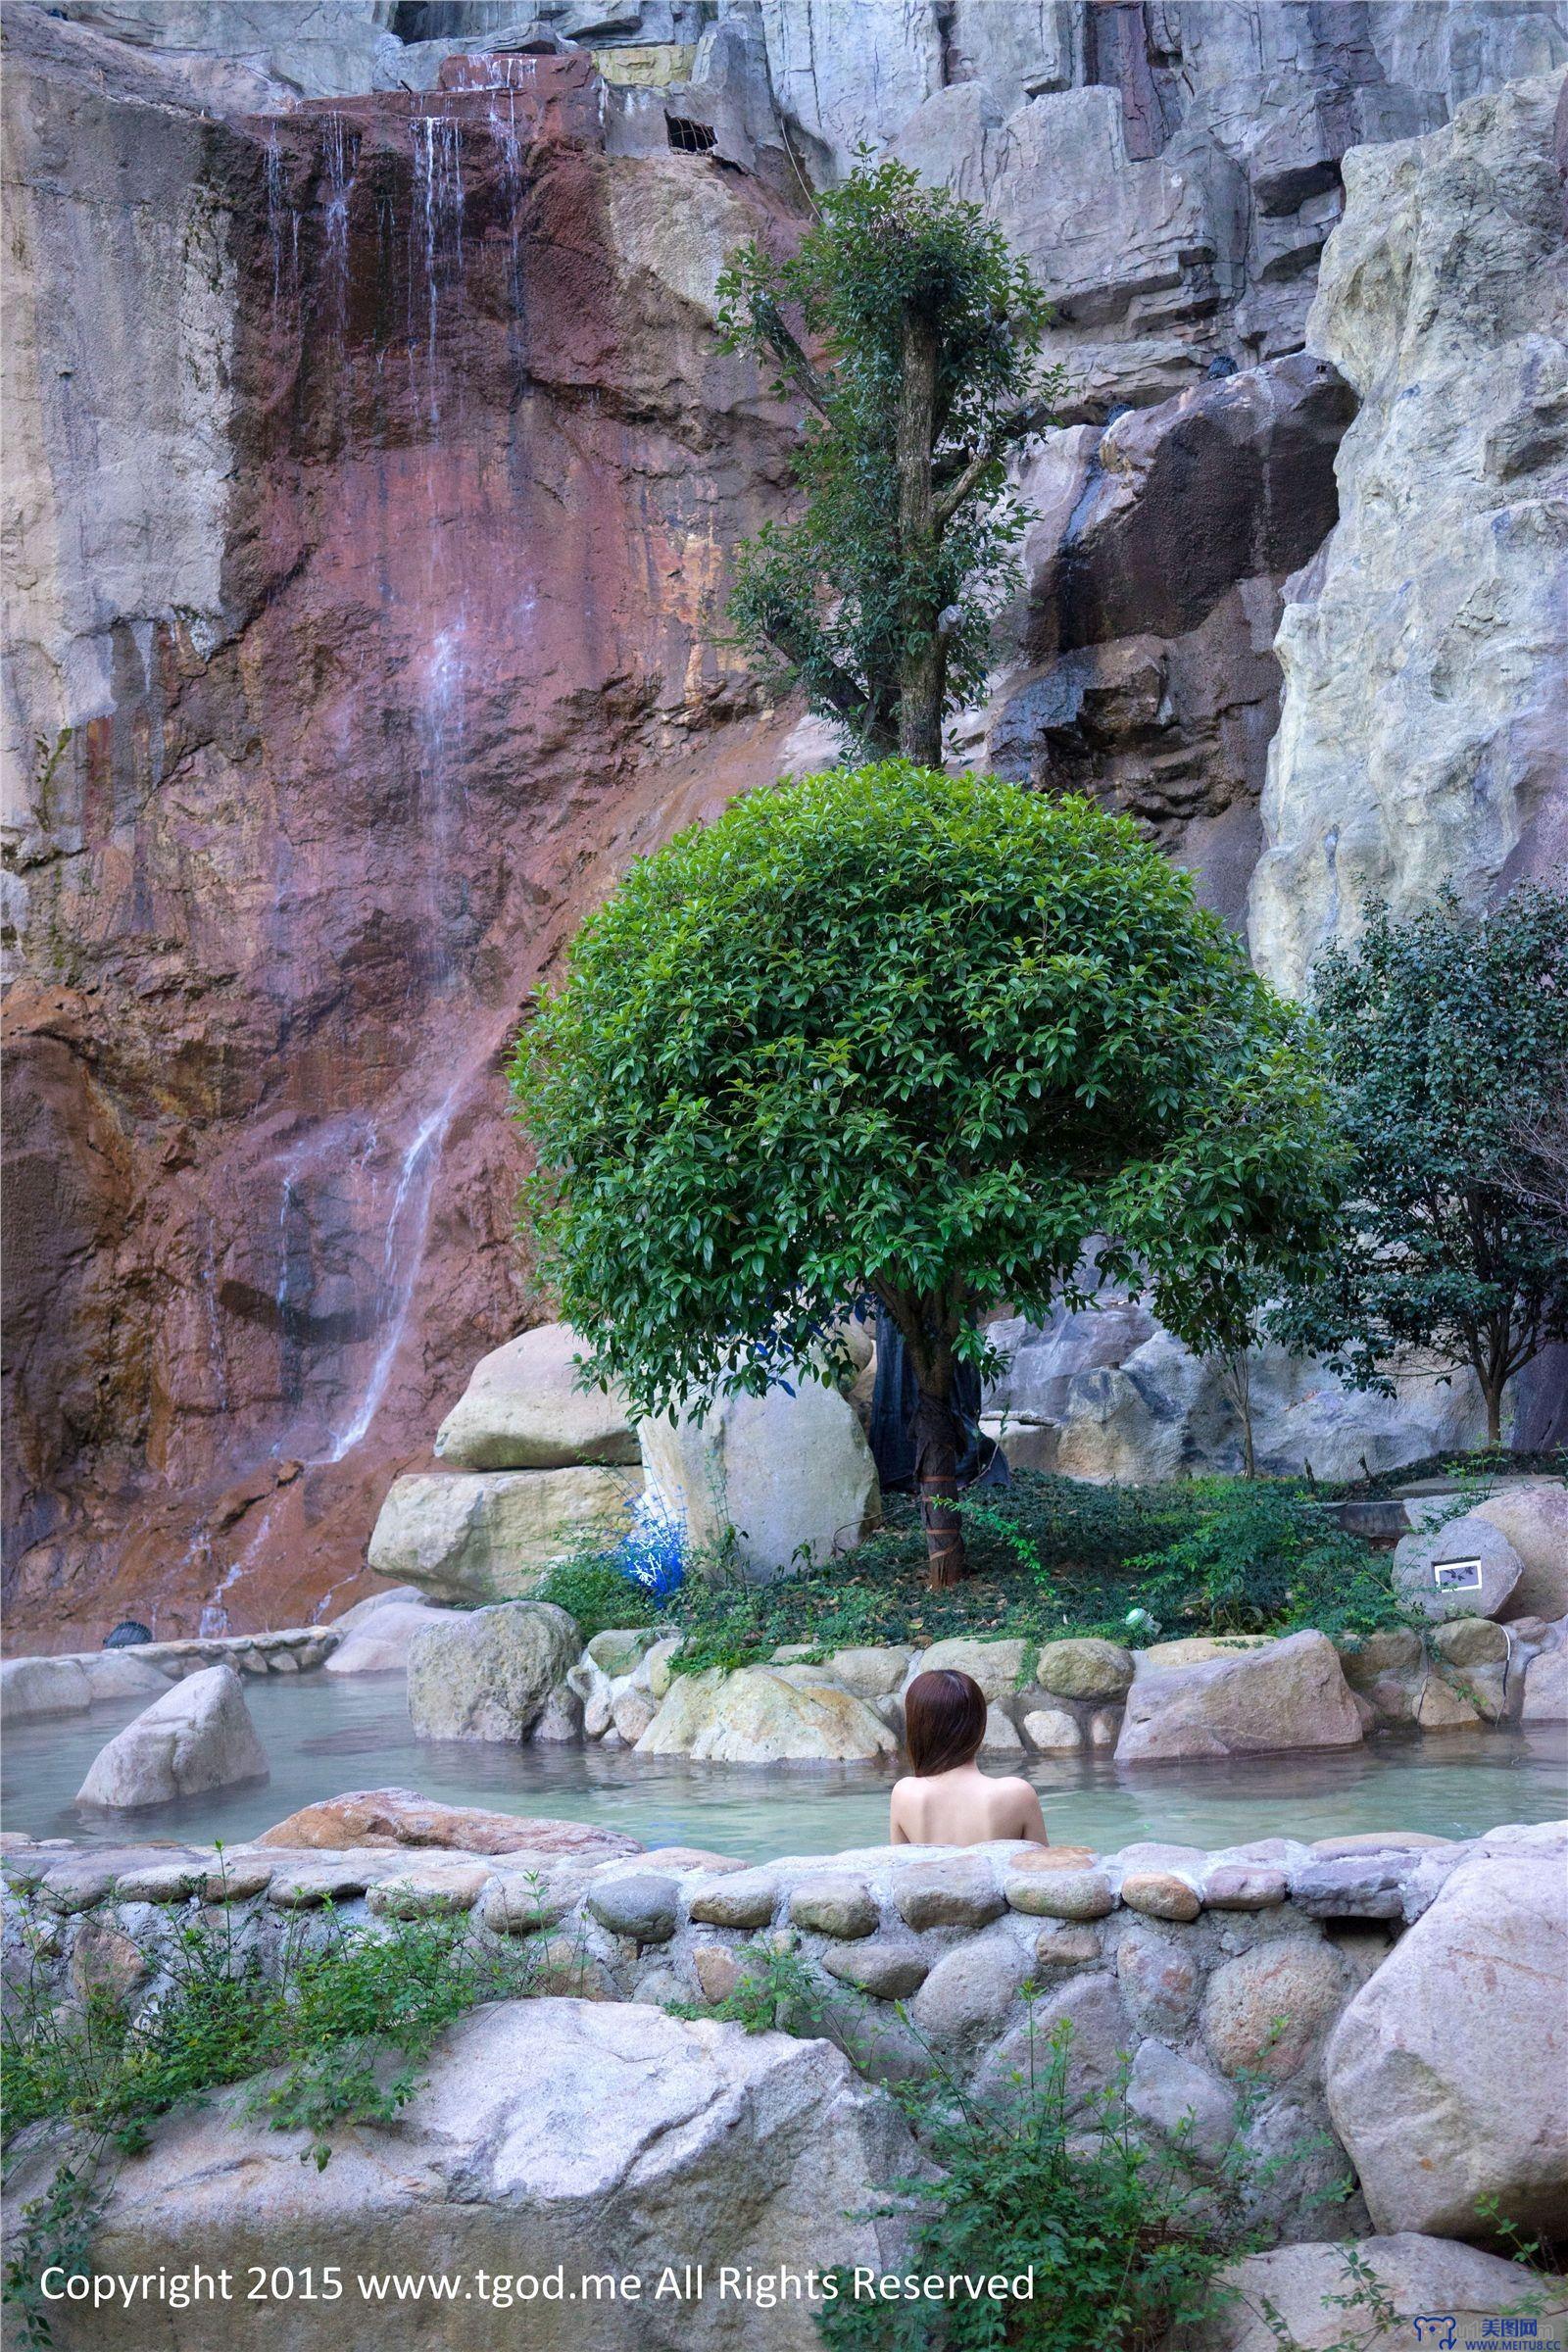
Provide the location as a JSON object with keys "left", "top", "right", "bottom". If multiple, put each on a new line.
{"left": 717, "top": 158, "right": 1060, "bottom": 770}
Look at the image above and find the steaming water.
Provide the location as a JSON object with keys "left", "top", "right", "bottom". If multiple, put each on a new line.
{"left": 5, "top": 1677, "right": 1563, "bottom": 1861}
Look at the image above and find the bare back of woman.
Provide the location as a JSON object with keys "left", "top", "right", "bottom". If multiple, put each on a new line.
{"left": 889, "top": 1669, "right": 1049, "bottom": 1848}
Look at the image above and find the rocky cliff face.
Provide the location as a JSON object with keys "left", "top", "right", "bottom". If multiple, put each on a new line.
{"left": 1249, "top": 70, "right": 1568, "bottom": 997}
{"left": 3, "top": 10, "right": 804, "bottom": 1642}
{"left": 4, "top": 1, "right": 1565, "bottom": 1641}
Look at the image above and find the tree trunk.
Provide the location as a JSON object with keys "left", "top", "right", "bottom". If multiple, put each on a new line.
{"left": 895, "top": 307, "right": 945, "bottom": 771}
{"left": 882, "top": 1279, "right": 967, "bottom": 1588}
{"left": 1483, "top": 1376, "right": 1503, "bottom": 1447}
{"left": 912, "top": 1386, "right": 965, "bottom": 1589}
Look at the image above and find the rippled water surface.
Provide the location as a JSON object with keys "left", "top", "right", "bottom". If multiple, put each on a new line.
{"left": 4, "top": 1675, "right": 1565, "bottom": 1858}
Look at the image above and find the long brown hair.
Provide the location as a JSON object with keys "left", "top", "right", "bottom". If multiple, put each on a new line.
{"left": 904, "top": 1668, "right": 987, "bottom": 1777}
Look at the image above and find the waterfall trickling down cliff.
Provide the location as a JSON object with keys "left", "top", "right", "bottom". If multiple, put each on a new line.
{"left": 3, "top": 27, "right": 799, "bottom": 1642}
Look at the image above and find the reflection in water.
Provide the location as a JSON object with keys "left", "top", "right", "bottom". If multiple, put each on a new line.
{"left": 6, "top": 1673, "right": 1565, "bottom": 1861}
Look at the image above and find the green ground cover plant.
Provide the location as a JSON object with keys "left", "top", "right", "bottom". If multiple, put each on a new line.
{"left": 542, "top": 1469, "right": 1420, "bottom": 1673}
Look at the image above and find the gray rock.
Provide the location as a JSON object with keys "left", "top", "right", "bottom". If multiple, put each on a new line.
{"left": 406, "top": 1600, "right": 580, "bottom": 1743}
{"left": 1032, "top": 1923, "right": 1102, "bottom": 1970}
{"left": 891, "top": 1856, "right": 1004, "bottom": 1933}
{"left": 788, "top": 1875, "right": 877, "bottom": 1939}
{"left": 1196, "top": 2234, "right": 1568, "bottom": 2352}
{"left": 910, "top": 1930, "right": 1028, "bottom": 2049}
{"left": 1250, "top": 75, "right": 1568, "bottom": 1002}
{"left": 823, "top": 1644, "right": 912, "bottom": 1699}
{"left": 1393, "top": 1512, "right": 1523, "bottom": 1623}
{"left": 531, "top": 1682, "right": 585, "bottom": 1743}
{"left": 586, "top": 1628, "right": 658, "bottom": 1674}
{"left": 329, "top": 1585, "right": 426, "bottom": 1631}
{"left": 1473, "top": 1482, "right": 1568, "bottom": 1622}
{"left": 1201, "top": 1935, "right": 1348, "bottom": 2082}
{"left": 1201, "top": 1865, "right": 1288, "bottom": 1910}
{"left": 1004, "top": 1867, "right": 1114, "bottom": 1921}
{"left": 0, "top": 1998, "right": 920, "bottom": 2347}
{"left": 1324, "top": 1853, "right": 1568, "bottom": 2241}
{"left": 2, "top": 1651, "right": 168, "bottom": 1723}
{"left": 980, "top": 1970, "right": 1131, "bottom": 2109}
{"left": 1429, "top": 1616, "right": 1509, "bottom": 1666}
{"left": 368, "top": 1468, "right": 642, "bottom": 1605}
{"left": 1115, "top": 1631, "right": 1363, "bottom": 1762}
{"left": 435, "top": 1321, "right": 641, "bottom": 1471}
{"left": 638, "top": 1666, "right": 897, "bottom": 1763}
{"left": 1035, "top": 1638, "right": 1134, "bottom": 1701}
{"left": 585, "top": 1873, "right": 680, "bottom": 1945}
{"left": 1019, "top": 1705, "right": 1083, "bottom": 1753}
{"left": 907, "top": 1638, "right": 1030, "bottom": 1704}
{"left": 821, "top": 1941, "right": 929, "bottom": 2001}
{"left": 637, "top": 1364, "right": 879, "bottom": 1583}
{"left": 1521, "top": 1645, "right": 1568, "bottom": 1722}
{"left": 1127, "top": 2040, "right": 1237, "bottom": 2167}
{"left": 324, "top": 1599, "right": 441, "bottom": 1675}
{"left": 75, "top": 1666, "right": 268, "bottom": 1809}
{"left": 687, "top": 1870, "right": 779, "bottom": 1931}
{"left": 1290, "top": 1856, "right": 1414, "bottom": 1920}
{"left": 1115, "top": 1926, "right": 1202, "bottom": 2035}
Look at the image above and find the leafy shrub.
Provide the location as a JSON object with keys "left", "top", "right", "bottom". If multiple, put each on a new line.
{"left": 1128, "top": 1481, "right": 1404, "bottom": 1648}
{"left": 817, "top": 2016, "right": 1258, "bottom": 2352}
{"left": 534, "top": 1551, "right": 655, "bottom": 1643}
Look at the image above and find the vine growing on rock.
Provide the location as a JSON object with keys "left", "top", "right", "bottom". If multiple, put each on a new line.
{"left": 513, "top": 764, "right": 1337, "bottom": 1586}
{"left": 717, "top": 156, "right": 1060, "bottom": 767}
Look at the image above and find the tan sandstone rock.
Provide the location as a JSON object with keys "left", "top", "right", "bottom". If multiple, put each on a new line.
{"left": 435, "top": 1321, "right": 640, "bottom": 1470}
{"left": 1116, "top": 1631, "right": 1363, "bottom": 1763}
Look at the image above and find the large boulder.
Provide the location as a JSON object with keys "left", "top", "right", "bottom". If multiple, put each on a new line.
{"left": 1115, "top": 1631, "right": 1363, "bottom": 1764}
{"left": 434, "top": 1321, "right": 640, "bottom": 1471}
{"left": 982, "top": 1306, "right": 1485, "bottom": 1486}
{"left": 1324, "top": 1851, "right": 1568, "bottom": 2242}
{"left": 1472, "top": 1481, "right": 1568, "bottom": 1622}
{"left": 324, "top": 1599, "right": 443, "bottom": 1675}
{"left": 1, "top": 1649, "right": 171, "bottom": 1722}
{"left": 75, "top": 1665, "right": 268, "bottom": 1809}
{"left": 638, "top": 1665, "right": 898, "bottom": 1763}
{"left": 638, "top": 1370, "right": 879, "bottom": 1582}
{"left": 1188, "top": 2234, "right": 1568, "bottom": 2352}
{"left": 256, "top": 1787, "right": 639, "bottom": 1859}
{"left": 1392, "top": 1511, "right": 1523, "bottom": 1622}
{"left": 406, "top": 1601, "right": 581, "bottom": 1743}
{"left": 368, "top": 1467, "right": 642, "bottom": 1604}
{"left": 1521, "top": 1643, "right": 1568, "bottom": 1722}
{"left": 0, "top": 1999, "right": 916, "bottom": 2350}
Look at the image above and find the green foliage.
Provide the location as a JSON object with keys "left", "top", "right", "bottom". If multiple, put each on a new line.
{"left": 667, "top": 1936, "right": 829, "bottom": 2037}
{"left": 534, "top": 1550, "right": 650, "bottom": 1643}
{"left": 1128, "top": 1482, "right": 1405, "bottom": 1648}
{"left": 818, "top": 2018, "right": 1258, "bottom": 2352}
{"left": 1273, "top": 888, "right": 1568, "bottom": 1438}
{"left": 513, "top": 763, "right": 1336, "bottom": 1431}
{"left": 607, "top": 1471, "right": 1404, "bottom": 1675}
{"left": 717, "top": 156, "right": 1058, "bottom": 757}
{"left": 2, "top": 1886, "right": 537, "bottom": 2345}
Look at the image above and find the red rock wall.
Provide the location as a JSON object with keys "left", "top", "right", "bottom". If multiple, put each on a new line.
{"left": 3, "top": 38, "right": 804, "bottom": 1644}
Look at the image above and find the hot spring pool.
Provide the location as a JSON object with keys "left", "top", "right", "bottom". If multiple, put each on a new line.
{"left": 5, "top": 1673, "right": 1565, "bottom": 1858}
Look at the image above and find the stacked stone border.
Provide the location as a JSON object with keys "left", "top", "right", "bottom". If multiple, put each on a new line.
{"left": 6, "top": 1819, "right": 1560, "bottom": 2243}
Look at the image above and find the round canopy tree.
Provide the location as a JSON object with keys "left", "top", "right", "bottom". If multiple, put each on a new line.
{"left": 512, "top": 764, "right": 1334, "bottom": 1588}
